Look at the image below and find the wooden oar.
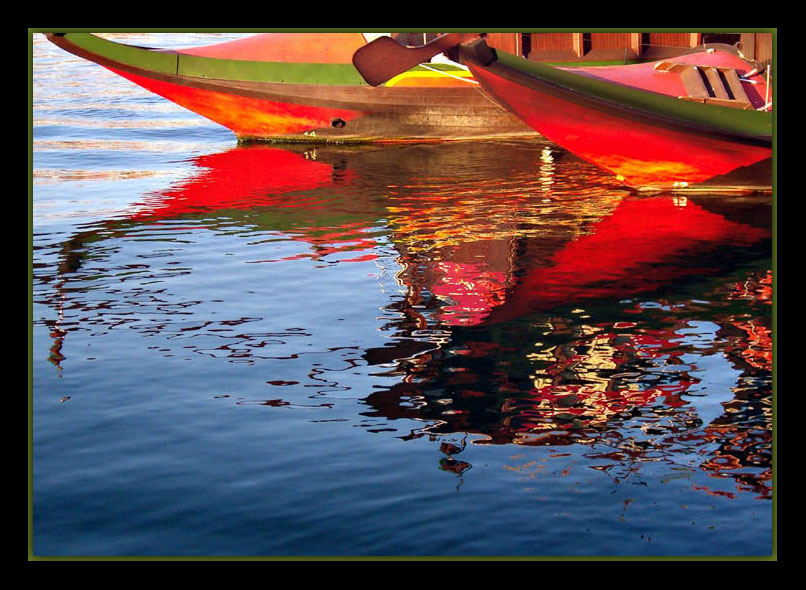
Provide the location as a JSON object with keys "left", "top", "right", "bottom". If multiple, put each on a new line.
{"left": 352, "top": 33, "right": 484, "bottom": 86}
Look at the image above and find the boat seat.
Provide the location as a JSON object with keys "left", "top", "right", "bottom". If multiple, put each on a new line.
{"left": 654, "top": 61, "right": 753, "bottom": 109}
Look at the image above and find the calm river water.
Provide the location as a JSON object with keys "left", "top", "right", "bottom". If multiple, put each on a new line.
{"left": 31, "top": 33, "right": 775, "bottom": 558}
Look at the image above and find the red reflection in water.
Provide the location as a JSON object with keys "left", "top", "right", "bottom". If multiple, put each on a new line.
{"left": 127, "top": 145, "right": 380, "bottom": 263}
{"left": 486, "top": 196, "right": 770, "bottom": 324}
{"left": 129, "top": 145, "right": 356, "bottom": 221}
{"left": 43, "top": 142, "right": 772, "bottom": 499}
{"left": 112, "top": 146, "right": 772, "bottom": 335}
{"left": 51, "top": 144, "right": 772, "bottom": 351}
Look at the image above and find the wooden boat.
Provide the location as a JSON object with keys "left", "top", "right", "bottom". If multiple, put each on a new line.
{"left": 43, "top": 33, "right": 536, "bottom": 143}
{"left": 354, "top": 35, "right": 773, "bottom": 189}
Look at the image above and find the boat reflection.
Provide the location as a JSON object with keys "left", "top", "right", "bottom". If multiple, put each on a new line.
{"left": 42, "top": 141, "right": 772, "bottom": 498}
{"left": 364, "top": 268, "right": 772, "bottom": 497}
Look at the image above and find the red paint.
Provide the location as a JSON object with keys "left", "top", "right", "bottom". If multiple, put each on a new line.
{"left": 129, "top": 146, "right": 355, "bottom": 221}
{"left": 486, "top": 196, "right": 769, "bottom": 323}
{"left": 124, "top": 146, "right": 382, "bottom": 264}
{"left": 468, "top": 57, "right": 772, "bottom": 187}
{"left": 109, "top": 67, "right": 364, "bottom": 138}
{"left": 430, "top": 261, "right": 508, "bottom": 326}
{"left": 561, "top": 51, "right": 771, "bottom": 109}
{"left": 124, "top": 146, "right": 769, "bottom": 328}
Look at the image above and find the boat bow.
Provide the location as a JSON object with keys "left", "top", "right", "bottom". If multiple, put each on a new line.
{"left": 44, "top": 33, "right": 535, "bottom": 142}
{"left": 457, "top": 38, "right": 772, "bottom": 188}
{"left": 456, "top": 38, "right": 772, "bottom": 146}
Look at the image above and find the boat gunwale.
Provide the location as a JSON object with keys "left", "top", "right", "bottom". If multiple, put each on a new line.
{"left": 44, "top": 33, "right": 507, "bottom": 113}
{"left": 478, "top": 46, "right": 772, "bottom": 147}
{"left": 45, "top": 33, "right": 475, "bottom": 88}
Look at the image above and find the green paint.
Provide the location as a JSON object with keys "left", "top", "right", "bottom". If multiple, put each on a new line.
{"left": 61, "top": 33, "right": 368, "bottom": 85}
{"left": 494, "top": 49, "right": 772, "bottom": 141}
{"left": 64, "top": 33, "right": 179, "bottom": 74}
{"left": 176, "top": 55, "right": 365, "bottom": 85}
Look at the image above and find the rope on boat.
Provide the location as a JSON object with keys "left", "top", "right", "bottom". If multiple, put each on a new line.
{"left": 739, "top": 61, "right": 773, "bottom": 112}
{"left": 747, "top": 63, "right": 772, "bottom": 111}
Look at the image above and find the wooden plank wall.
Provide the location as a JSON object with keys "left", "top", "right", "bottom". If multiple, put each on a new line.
{"left": 740, "top": 32, "right": 773, "bottom": 63}
{"left": 757, "top": 33, "right": 773, "bottom": 63}
{"left": 482, "top": 32, "right": 773, "bottom": 63}
{"left": 588, "top": 33, "right": 642, "bottom": 59}
{"left": 647, "top": 33, "right": 701, "bottom": 49}
{"left": 528, "top": 33, "right": 578, "bottom": 54}
{"left": 519, "top": 33, "right": 584, "bottom": 60}
{"left": 589, "top": 33, "right": 635, "bottom": 50}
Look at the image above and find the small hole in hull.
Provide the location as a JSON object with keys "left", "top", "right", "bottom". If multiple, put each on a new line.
{"left": 331, "top": 118, "right": 346, "bottom": 129}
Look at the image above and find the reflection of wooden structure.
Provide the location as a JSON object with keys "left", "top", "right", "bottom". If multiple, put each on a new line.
{"left": 484, "top": 32, "right": 773, "bottom": 64}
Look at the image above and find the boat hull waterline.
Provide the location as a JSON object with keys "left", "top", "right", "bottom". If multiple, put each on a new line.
{"left": 44, "top": 33, "right": 536, "bottom": 143}
{"left": 458, "top": 40, "right": 772, "bottom": 189}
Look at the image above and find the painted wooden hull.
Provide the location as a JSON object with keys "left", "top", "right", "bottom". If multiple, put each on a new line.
{"left": 460, "top": 41, "right": 773, "bottom": 189}
{"left": 44, "top": 33, "right": 536, "bottom": 143}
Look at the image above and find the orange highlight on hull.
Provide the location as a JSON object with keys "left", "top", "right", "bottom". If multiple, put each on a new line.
{"left": 109, "top": 67, "right": 364, "bottom": 139}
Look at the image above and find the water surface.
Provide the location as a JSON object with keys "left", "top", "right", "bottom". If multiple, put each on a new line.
{"left": 31, "top": 33, "right": 774, "bottom": 558}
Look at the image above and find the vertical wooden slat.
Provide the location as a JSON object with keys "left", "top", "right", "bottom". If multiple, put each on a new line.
{"left": 572, "top": 33, "right": 584, "bottom": 57}
{"left": 755, "top": 32, "right": 773, "bottom": 64}
{"left": 528, "top": 33, "right": 573, "bottom": 53}
{"left": 630, "top": 33, "right": 642, "bottom": 56}
{"left": 648, "top": 32, "right": 701, "bottom": 48}
{"left": 526, "top": 33, "right": 585, "bottom": 59}
{"left": 739, "top": 33, "right": 756, "bottom": 59}
{"left": 738, "top": 33, "right": 773, "bottom": 64}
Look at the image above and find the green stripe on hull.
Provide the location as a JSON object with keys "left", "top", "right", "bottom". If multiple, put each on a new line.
{"left": 62, "top": 33, "right": 179, "bottom": 74}
{"left": 176, "top": 54, "right": 365, "bottom": 85}
{"left": 494, "top": 49, "right": 772, "bottom": 142}
{"left": 60, "top": 33, "right": 368, "bottom": 85}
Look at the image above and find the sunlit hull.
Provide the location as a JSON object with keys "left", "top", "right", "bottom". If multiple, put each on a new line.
{"left": 462, "top": 43, "right": 773, "bottom": 189}
{"left": 44, "top": 33, "right": 536, "bottom": 142}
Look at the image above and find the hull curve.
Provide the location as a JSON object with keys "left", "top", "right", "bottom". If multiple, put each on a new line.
{"left": 45, "top": 33, "right": 536, "bottom": 143}
{"left": 460, "top": 42, "right": 773, "bottom": 189}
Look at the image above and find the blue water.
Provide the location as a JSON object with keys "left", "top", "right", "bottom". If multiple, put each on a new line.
{"left": 31, "top": 33, "right": 774, "bottom": 558}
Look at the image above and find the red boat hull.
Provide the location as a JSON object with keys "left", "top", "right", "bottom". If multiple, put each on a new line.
{"left": 109, "top": 66, "right": 365, "bottom": 139}
{"left": 45, "top": 33, "right": 536, "bottom": 143}
{"left": 466, "top": 50, "right": 772, "bottom": 189}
